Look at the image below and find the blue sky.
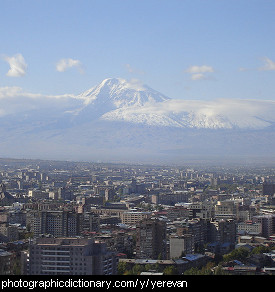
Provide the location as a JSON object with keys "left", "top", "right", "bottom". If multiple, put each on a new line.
{"left": 0, "top": 0, "right": 275, "bottom": 101}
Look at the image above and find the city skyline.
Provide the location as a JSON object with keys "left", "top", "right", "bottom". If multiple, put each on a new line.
{"left": 0, "top": 156, "right": 275, "bottom": 278}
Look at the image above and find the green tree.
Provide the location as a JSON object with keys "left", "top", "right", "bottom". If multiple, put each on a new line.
{"left": 117, "top": 262, "right": 132, "bottom": 275}
{"left": 223, "top": 247, "right": 250, "bottom": 262}
{"left": 250, "top": 245, "right": 271, "bottom": 255}
{"left": 213, "top": 265, "right": 229, "bottom": 275}
{"left": 132, "top": 264, "right": 146, "bottom": 275}
{"left": 184, "top": 267, "right": 201, "bottom": 275}
{"left": 163, "top": 266, "right": 178, "bottom": 275}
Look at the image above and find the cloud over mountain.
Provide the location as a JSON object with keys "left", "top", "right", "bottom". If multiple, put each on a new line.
{"left": 0, "top": 77, "right": 274, "bottom": 164}
{"left": 0, "top": 77, "right": 274, "bottom": 129}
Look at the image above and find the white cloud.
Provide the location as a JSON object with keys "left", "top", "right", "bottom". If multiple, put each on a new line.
{"left": 259, "top": 57, "right": 275, "bottom": 71}
{"left": 185, "top": 65, "right": 214, "bottom": 80}
{"left": 0, "top": 86, "right": 77, "bottom": 100}
{"left": 0, "top": 86, "right": 83, "bottom": 116}
{"left": 56, "top": 58, "right": 84, "bottom": 73}
{"left": 102, "top": 98, "right": 275, "bottom": 129}
{"left": 186, "top": 65, "right": 214, "bottom": 74}
{"left": 125, "top": 63, "right": 144, "bottom": 75}
{"left": 191, "top": 73, "right": 205, "bottom": 80}
{"left": 124, "top": 78, "right": 146, "bottom": 91}
{"left": 4, "top": 53, "right": 27, "bottom": 77}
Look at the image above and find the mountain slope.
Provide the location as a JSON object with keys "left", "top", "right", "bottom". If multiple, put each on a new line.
{"left": 70, "top": 78, "right": 275, "bottom": 130}
{"left": 78, "top": 77, "right": 170, "bottom": 107}
{"left": 0, "top": 77, "right": 274, "bottom": 164}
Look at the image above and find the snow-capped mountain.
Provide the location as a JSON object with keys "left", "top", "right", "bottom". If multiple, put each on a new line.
{"left": 70, "top": 78, "right": 171, "bottom": 124}
{"left": 0, "top": 77, "right": 274, "bottom": 164}
{"left": 101, "top": 97, "right": 275, "bottom": 129}
{"left": 70, "top": 77, "right": 275, "bottom": 130}
{"left": 78, "top": 77, "right": 170, "bottom": 107}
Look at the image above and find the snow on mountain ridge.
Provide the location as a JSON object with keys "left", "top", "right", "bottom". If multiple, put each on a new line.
{"left": 74, "top": 78, "right": 275, "bottom": 130}
{"left": 0, "top": 78, "right": 274, "bottom": 130}
{"left": 101, "top": 97, "right": 275, "bottom": 129}
{"left": 78, "top": 78, "right": 170, "bottom": 108}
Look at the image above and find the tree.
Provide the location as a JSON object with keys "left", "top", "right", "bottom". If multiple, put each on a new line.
{"left": 132, "top": 264, "right": 146, "bottom": 275}
{"left": 250, "top": 245, "right": 271, "bottom": 255}
{"left": 223, "top": 247, "right": 250, "bottom": 263}
{"left": 163, "top": 266, "right": 178, "bottom": 275}
{"left": 213, "top": 265, "right": 229, "bottom": 275}
{"left": 117, "top": 262, "right": 131, "bottom": 275}
{"left": 184, "top": 267, "right": 200, "bottom": 275}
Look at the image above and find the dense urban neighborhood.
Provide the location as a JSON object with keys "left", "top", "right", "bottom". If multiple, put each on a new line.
{"left": 0, "top": 158, "right": 275, "bottom": 275}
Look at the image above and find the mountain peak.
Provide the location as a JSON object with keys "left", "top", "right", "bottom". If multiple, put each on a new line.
{"left": 78, "top": 77, "right": 170, "bottom": 108}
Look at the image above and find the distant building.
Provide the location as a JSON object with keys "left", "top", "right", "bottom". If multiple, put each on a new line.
{"left": 165, "top": 206, "right": 190, "bottom": 221}
{"left": 237, "top": 221, "right": 262, "bottom": 235}
{"left": 83, "top": 212, "right": 100, "bottom": 232}
{"left": 187, "top": 202, "right": 214, "bottom": 220}
{"left": 105, "top": 188, "right": 116, "bottom": 201}
{"left": 253, "top": 214, "right": 275, "bottom": 238}
{"left": 263, "top": 182, "right": 275, "bottom": 196}
{"left": 214, "top": 200, "right": 238, "bottom": 220}
{"left": 0, "top": 183, "right": 16, "bottom": 206}
{"left": 175, "top": 218, "right": 207, "bottom": 251}
{"left": 0, "top": 222, "right": 19, "bottom": 242}
{"left": 0, "top": 249, "right": 12, "bottom": 275}
{"left": 169, "top": 234, "right": 195, "bottom": 258}
{"left": 151, "top": 192, "right": 189, "bottom": 206}
{"left": 121, "top": 211, "right": 151, "bottom": 225}
{"left": 22, "top": 237, "right": 117, "bottom": 275}
{"left": 136, "top": 218, "right": 167, "bottom": 259}
{"left": 31, "top": 210, "right": 83, "bottom": 238}
{"left": 210, "top": 219, "right": 236, "bottom": 243}
{"left": 28, "top": 190, "right": 49, "bottom": 200}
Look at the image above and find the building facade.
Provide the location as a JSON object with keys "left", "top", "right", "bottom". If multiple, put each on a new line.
{"left": 31, "top": 210, "right": 83, "bottom": 238}
{"left": 136, "top": 218, "right": 167, "bottom": 260}
{"left": 169, "top": 234, "right": 195, "bottom": 258}
{"left": 22, "top": 237, "right": 117, "bottom": 275}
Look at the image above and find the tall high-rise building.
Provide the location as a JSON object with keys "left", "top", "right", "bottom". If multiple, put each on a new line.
{"left": 263, "top": 182, "right": 275, "bottom": 196}
{"left": 22, "top": 237, "right": 117, "bottom": 275}
{"left": 31, "top": 210, "right": 83, "bottom": 238}
{"left": 253, "top": 214, "right": 275, "bottom": 238}
{"left": 169, "top": 234, "right": 195, "bottom": 258}
{"left": 0, "top": 249, "right": 12, "bottom": 275}
{"left": 209, "top": 219, "right": 236, "bottom": 244}
{"left": 214, "top": 200, "right": 238, "bottom": 220}
{"left": 135, "top": 218, "right": 167, "bottom": 259}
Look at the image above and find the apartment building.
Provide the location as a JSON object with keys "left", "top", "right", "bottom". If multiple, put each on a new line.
{"left": 175, "top": 218, "right": 207, "bottom": 250}
{"left": 253, "top": 214, "right": 275, "bottom": 238}
{"left": 22, "top": 237, "right": 117, "bottom": 275}
{"left": 121, "top": 211, "right": 151, "bottom": 225}
{"left": 31, "top": 210, "right": 83, "bottom": 238}
{"left": 237, "top": 221, "right": 262, "bottom": 235}
{"left": 214, "top": 200, "right": 238, "bottom": 220}
{"left": 151, "top": 192, "right": 189, "bottom": 205}
{"left": 169, "top": 234, "right": 195, "bottom": 258}
{"left": 136, "top": 218, "right": 167, "bottom": 259}
{"left": 0, "top": 249, "right": 12, "bottom": 275}
{"left": 209, "top": 219, "right": 236, "bottom": 244}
